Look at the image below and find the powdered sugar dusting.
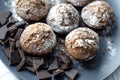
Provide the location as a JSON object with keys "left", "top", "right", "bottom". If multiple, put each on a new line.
{"left": 47, "top": 3, "right": 79, "bottom": 34}
{"left": 81, "top": 1, "right": 114, "bottom": 29}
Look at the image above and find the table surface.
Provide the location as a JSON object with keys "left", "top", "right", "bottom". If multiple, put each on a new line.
{"left": 0, "top": 59, "right": 120, "bottom": 80}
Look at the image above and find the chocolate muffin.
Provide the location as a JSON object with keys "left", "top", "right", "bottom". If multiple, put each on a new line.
{"left": 65, "top": 27, "right": 99, "bottom": 61}
{"left": 46, "top": 3, "right": 79, "bottom": 34}
{"left": 20, "top": 23, "right": 56, "bottom": 56}
{"left": 16, "top": 0, "right": 50, "bottom": 22}
{"left": 66, "top": 0, "right": 94, "bottom": 7}
{"left": 81, "top": 1, "right": 114, "bottom": 29}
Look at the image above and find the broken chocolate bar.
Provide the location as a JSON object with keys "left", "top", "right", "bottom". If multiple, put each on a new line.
{"left": 36, "top": 70, "right": 52, "bottom": 80}
{"left": 16, "top": 60, "right": 26, "bottom": 71}
{"left": 2, "top": 46, "right": 10, "bottom": 58}
{"left": 48, "top": 58, "right": 58, "bottom": 71}
{"left": 33, "top": 57, "right": 44, "bottom": 71}
{"left": 65, "top": 68, "right": 79, "bottom": 80}
{"left": 10, "top": 50, "right": 21, "bottom": 65}
{"left": 57, "top": 54, "right": 71, "bottom": 65}
{"left": 14, "top": 29, "right": 23, "bottom": 40}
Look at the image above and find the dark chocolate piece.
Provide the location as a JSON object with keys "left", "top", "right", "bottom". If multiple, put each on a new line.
{"left": 18, "top": 48, "right": 25, "bottom": 60}
{"left": 0, "top": 11, "right": 11, "bottom": 25}
{"left": 26, "top": 66, "right": 35, "bottom": 73}
{"left": 26, "top": 56, "right": 33, "bottom": 65}
{"left": 33, "top": 57, "right": 44, "bottom": 71}
{"left": 16, "top": 60, "right": 25, "bottom": 71}
{"left": 8, "top": 25, "right": 17, "bottom": 33}
{"left": 53, "top": 69, "right": 64, "bottom": 76}
{"left": 16, "top": 40, "right": 20, "bottom": 48}
{"left": 9, "top": 38, "right": 15, "bottom": 52}
{"left": 61, "top": 64, "right": 72, "bottom": 70}
{"left": 15, "top": 21, "right": 26, "bottom": 28}
{"left": 0, "top": 25, "right": 8, "bottom": 39}
{"left": 14, "top": 29, "right": 23, "bottom": 40}
{"left": 48, "top": 58, "right": 58, "bottom": 71}
{"left": 2, "top": 47, "right": 10, "bottom": 58}
{"left": 36, "top": 70, "right": 52, "bottom": 80}
{"left": 57, "top": 54, "right": 71, "bottom": 65}
{"left": 65, "top": 69, "right": 79, "bottom": 80}
{"left": 10, "top": 50, "right": 21, "bottom": 65}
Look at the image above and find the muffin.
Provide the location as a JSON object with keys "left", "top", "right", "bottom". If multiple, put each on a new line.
{"left": 46, "top": 3, "right": 79, "bottom": 34}
{"left": 20, "top": 23, "right": 56, "bottom": 56}
{"left": 65, "top": 27, "right": 99, "bottom": 61}
{"left": 66, "top": 0, "right": 94, "bottom": 7}
{"left": 16, "top": 0, "right": 50, "bottom": 22}
{"left": 81, "top": 1, "right": 114, "bottom": 29}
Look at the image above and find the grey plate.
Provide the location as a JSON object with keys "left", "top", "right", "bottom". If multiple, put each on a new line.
{"left": 0, "top": 0, "right": 120, "bottom": 80}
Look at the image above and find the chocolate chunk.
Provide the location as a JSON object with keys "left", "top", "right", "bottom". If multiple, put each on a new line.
{"left": 0, "top": 11, "right": 11, "bottom": 25}
{"left": 8, "top": 25, "right": 17, "bottom": 33}
{"left": 33, "top": 57, "right": 44, "bottom": 71}
{"left": 2, "top": 47, "right": 10, "bottom": 58}
{"left": 9, "top": 38, "right": 15, "bottom": 52}
{"left": 53, "top": 69, "right": 64, "bottom": 77}
{"left": 26, "top": 56, "right": 33, "bottom": 66}
{"left": 48, "top": 58, "right": 58, "bottom": 71}
{"left": 16, "top": 60, "right": 25, "bottom": 71}
{"left": 57, "top": 54, "right": 71, "bottom": 65}
{"left": 36, "top": 70, "right": 52, "bottom": 80}
{"left": 18, "top": 48, "right": 25, "bottom": 60}
{"left": 16, "top": 40, "right": 20, "bottom": 48}
{"left": 14, "top": 29, "right": 23, "bottom": 40}
{"left": 15, "top": 21, "right": 26, "bottom": 28}
{"left": 65, "top": 69, "right": 79, "bottom": 80}
{"left": 0, "top": 25, "right": 8, "bottom": 39}
{"left": 61, "top": 64, "right": 72, "bottom": 70}
{"left": 10, "top": 50, "right": 21, "bottom": 65}
{"left": 26, "top": 66, "right": 35, "bottom": 73}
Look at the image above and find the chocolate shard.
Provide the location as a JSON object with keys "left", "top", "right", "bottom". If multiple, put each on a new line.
{"left": 10, "top": 50, "right": 21, "bottom": 65}
{"left": 60, "top": 64, "right": 72, "bottom": 70}
{"left": 57, "top": 54, "right": 71, "bottom": 65}
{"left": 14, "top": 29, "right": 23, "bottom": 40}
{"left": 9, "top": 38, "right": 15, "bottom": 52}
{"left": 26, "top": 66, "right": 35, "bottom": 73}
{"left": 18, "top": 48, "right": 25, "bottom": 60}
{"left": 2, "top": 47, "right": 10, "bottom": 58}
{"left": 36, "top": 70, "right": 52, "bottom": 80}
{"left": 48, "top": 58, "right": 58, "bottom": 71}
{"left": 8, "top": 25, "right": 17, "bottom": 33}
{"left": 53, "top": 69, "right": 64, "bottom": 77}
{"left": 33, "top": 57, "right": 44, "bottom": 71}
{"left": 65, "top": 69, "right": 79, "bottom": 80}
{"left": 16, "top": 60, "right": 26, "bottom": 71}
{"left": 26, "top": 56, "right": 33, "bottom": 66}
{"left": 16, "top": 40, "right": 20, "bottom": 48}
{"left": 0, "top": 25, "right": 8, "bottom": 40}
{"left": 0, "top": 11, "right": 11, "bottom": 25}
{"left": 15, "top": 21, "right": 26, "bottom": 28}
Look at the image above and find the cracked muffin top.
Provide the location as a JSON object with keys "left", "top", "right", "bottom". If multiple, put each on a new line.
{"left": 16, "top": 0, "right": 50, "bottom": 22}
